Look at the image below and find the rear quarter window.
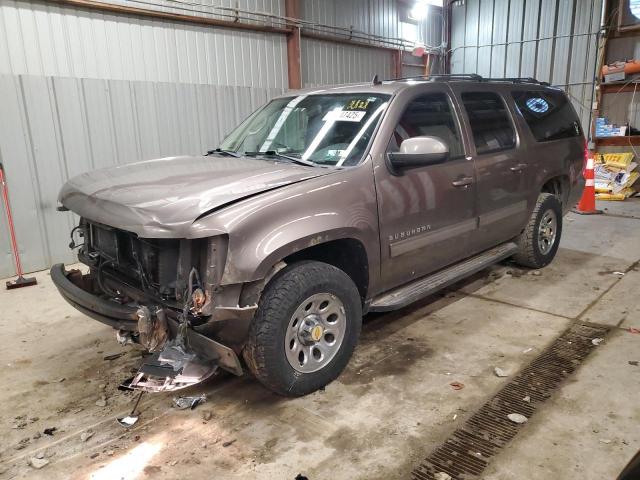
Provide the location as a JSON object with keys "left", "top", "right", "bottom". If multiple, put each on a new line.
{"left": 512, "top": 90, "right": 581, "bottom": 142}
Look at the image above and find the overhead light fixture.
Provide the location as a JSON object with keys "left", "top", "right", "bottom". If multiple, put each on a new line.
{"left": 409, "top": 1, "right": 429, "bottom": 21}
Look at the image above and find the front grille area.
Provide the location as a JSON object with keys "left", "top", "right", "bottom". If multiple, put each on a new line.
{"left": 412, "top": 322, "right": 611, "bottom": 480}
{"left": 86, "top": 221, "right": 180, "bottom": 297}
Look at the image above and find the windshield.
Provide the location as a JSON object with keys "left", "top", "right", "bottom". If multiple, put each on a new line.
{"left": 220, "top": 93, "right": 391, "bottom": 167}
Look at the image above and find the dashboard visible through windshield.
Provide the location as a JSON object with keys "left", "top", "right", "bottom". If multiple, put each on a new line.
{"left": 220, "top": 93, "right": 391, "bottom": 167}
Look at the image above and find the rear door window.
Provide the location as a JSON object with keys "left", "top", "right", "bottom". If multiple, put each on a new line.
{"left": 512, "top": 90, "right": 581, "bottom": 142}
{"left": 388, "top": 92, "right": 465, "bottom": 159}
{"left": 461, "top": 92, "right": 516, "bottom": 154}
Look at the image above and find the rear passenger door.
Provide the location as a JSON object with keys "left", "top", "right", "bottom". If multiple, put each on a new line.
{"left": 451, "top": 88, "right": 530, "bottom": 253}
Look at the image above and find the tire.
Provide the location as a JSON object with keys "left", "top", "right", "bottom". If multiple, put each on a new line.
{"left": 512, "top": 193, "right": 563, "bottom": 269}
{"left": 243, "top": 261, "right": 362, "bottom": 396}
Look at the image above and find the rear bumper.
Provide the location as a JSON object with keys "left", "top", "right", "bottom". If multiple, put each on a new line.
{"left": 50, "top": 263, "right": 243, "bottom": 375}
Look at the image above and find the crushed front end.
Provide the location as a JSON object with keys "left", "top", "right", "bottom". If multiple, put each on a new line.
{"left": 51, "top": 219, "right": 252, "bottom": 392}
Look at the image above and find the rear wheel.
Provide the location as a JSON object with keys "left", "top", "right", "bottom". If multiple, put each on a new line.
{"left": 512, "top": 193, "right": 563, "bottom": 268}
{"left": 243, "top": 261, "right": 362, "bottom": 396}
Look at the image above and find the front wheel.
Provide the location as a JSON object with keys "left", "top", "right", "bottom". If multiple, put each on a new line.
{"left": 512, "top": 192, "right": 563, "bottom": 268}
{"left": 243, "top": 261, "right": 362, "bottom": 396}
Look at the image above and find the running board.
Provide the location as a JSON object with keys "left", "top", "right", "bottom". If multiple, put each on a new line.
{"left": 369, "top": 242, "right": 518, "bottom": 312}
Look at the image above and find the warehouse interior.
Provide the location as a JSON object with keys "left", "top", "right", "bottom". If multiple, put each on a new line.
{"left": 1, "top": 0, "right": 640, "bottom": 479}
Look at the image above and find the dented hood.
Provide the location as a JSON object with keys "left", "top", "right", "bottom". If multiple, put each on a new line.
{"left": 59, "top": 155, "right": 329, "bottom": 238}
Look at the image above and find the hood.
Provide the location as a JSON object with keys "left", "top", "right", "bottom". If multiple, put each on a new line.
{"left": 59, "top": 155, "right": 331, "bottom": 238}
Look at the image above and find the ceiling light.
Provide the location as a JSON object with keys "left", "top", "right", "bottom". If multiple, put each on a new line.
{"left": 409, "top": 2, "right": 429, "bottom": 21}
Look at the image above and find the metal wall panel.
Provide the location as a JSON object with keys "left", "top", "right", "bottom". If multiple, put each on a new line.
{"left": 0, "top": 74, "right": 281, "bottom": 277}
{"left": 0, "top": 0, "right": 288, "bottom": 88}
{"left": 301, "top": 37, "right": 393, "bottom": 87}
{"left": 450, "top": 0, "right": 603, "bottom": 132}
{"left": 299, "top": 0, "right": 443, "bottom": 48}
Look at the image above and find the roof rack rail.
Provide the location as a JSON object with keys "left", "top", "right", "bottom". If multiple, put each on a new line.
{"left": 390, "top": 73, "right": 484, "bottom": 82}
{"left": 484, "top": 77, "right": 551, "bottom": 86}
{"left": 387, "top": 74, "right": 550, "bottom": 86}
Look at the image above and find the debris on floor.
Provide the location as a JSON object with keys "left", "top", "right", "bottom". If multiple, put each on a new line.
{"left": 434, "top": 472, "right": 452, "bottom": 480}
{"left": 95, "top": 396, "right": 107, "bottom": 407}
{"left": 507, "top": 413, "right": 528, "bottom": 424}
{"left": 103, "top": 352, "right": 126, "bottom": 361}
{"left": 449, "top": 381, "right": 465, "bottom": 390}
{"left": 494, "top": 367, "right": 509, "bottom": 377}
{"left": 629, "top": 361, "right": 639, "bottom": 366}
{"left": 43, "top": 427, "right": 56, "bottom": 436}
{"left": 173, "top": 393, "right": 207, "bottom": 410}
{"left": 522, "top": 395, "right": 531, "bottom": 403}
{"left": 222, "top": 439, "right": 237, "bottom": 447}
{"left": 80, "top": 430, "right": 95, "bottom": 442}
{"left": 592, "top": 338, "right": 604, "bottom": 346}
{"left": 28, "top": 457, "right": 49, "bottom": 469}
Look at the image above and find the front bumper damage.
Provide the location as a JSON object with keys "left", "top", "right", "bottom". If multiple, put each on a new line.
{"left": 50, "top": 264, "right": 243, "bottom": 391}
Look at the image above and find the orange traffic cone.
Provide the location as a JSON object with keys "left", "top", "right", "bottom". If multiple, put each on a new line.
{"left": 573, "top": 150, "right": 602, "bottom": 215}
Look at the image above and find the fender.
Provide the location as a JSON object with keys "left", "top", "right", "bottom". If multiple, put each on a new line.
{"left": 188, "top": 163, "right": 381, "bottom": 292}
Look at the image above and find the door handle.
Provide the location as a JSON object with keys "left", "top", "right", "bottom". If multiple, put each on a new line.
{"left": 452, "top": 177, "right": 473, "bottom": 187}
{"left": 510, "top": 163, "right": 527, "bottom": 172}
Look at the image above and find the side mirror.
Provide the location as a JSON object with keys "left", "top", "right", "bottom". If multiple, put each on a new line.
{"left": 387, "top": 136, "right": 449, "bottom": 174}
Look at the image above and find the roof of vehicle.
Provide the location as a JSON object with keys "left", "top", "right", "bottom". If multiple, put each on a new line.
{"left": 277, "top": 74, "right": 561, "bottom": 98}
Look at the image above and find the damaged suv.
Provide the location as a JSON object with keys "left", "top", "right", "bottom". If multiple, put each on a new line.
{"left": 52, "top": 74, "right": 585, "bottom": 396}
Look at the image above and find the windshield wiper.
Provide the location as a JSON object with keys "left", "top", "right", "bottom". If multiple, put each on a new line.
{"left": 206, "top": 148, "right": 241, "bottom": 157}
{"left": 244, "top": 150, "right": 317, "bottom": 167}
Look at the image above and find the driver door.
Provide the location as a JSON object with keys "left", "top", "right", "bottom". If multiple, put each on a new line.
{"left": 373, "top": 89, "right": 477, "bottom": 292}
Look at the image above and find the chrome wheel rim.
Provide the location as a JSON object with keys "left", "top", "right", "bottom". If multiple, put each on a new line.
{"left": 538, "top": 209, "right": 557, "bottom": 255}
{"left": 284, "top": 293, "right": 346, "bottom": 373}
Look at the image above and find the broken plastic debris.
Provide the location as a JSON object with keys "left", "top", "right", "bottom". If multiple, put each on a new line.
{"left": 522, "top": 395, "right": 531, "bottom": 403}
{"left": 494, "top": 367, "right": 508, "bottom": 377}
{"left": 80, "top": 431, "right": 94, "bottom": 442}
{"left": 124, "top": 340, "right": 218, "bottom": 393}
{"left": 522, "top": 347, "right": 533, "bottom": 354}
{"left": 173, "top": 393, "right": 207, "bottom": 410}
{"left": 507, "top": 413, "right": 528, "bottom": 424}
{"left": 29, "top": 457, "right": 49, "bottom": 469}
{"left": 116, "top": 415, "right": 139, "bottom": 428}
{"left": 592, "top": 338, "right": 604, "bottom": 346}
{"left": 434, "top": 473, "right": 452, "bottom": 480}
{"left": 449, "top": 381, "right": 465, "bottom": 390}
{"left": 628, "top": 328, "right": 640, "bottom": 335}
{"left": 599, "top": 439, "right": 612, "bottom": 444}
{"left": 612, "top": 271, "right": 625, "bottom": 276}
{"left": 116, "top": 391, "right": 144, "bottom": 428}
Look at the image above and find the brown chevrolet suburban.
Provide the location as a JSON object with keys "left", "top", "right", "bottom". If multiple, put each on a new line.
{"left": 52, "top": 74, "right": 586, "bottom": 396}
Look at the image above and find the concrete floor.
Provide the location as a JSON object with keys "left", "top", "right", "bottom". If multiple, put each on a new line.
{"left": 1, "top": 198, "right": 639, "bottom": 480}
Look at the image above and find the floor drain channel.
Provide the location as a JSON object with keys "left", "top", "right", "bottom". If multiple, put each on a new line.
{"left": 412, "top": 322, "right": 610, "bottom": 480}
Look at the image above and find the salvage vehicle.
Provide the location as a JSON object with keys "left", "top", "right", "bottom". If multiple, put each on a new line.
{"left": 52, "top": 74, "right": 586, "bottom": 396}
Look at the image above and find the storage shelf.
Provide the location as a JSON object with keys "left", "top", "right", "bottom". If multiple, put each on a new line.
{"left": 600, "top": 83, "right": 640, "bottom": 94}
{"left": 594, "top": 136, "right": 640, "bottom": 146}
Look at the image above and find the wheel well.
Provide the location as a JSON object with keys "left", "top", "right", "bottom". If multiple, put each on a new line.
{"left": 283, "top": 238, "right": 369, "bottom": 302}
{"left": 542, "top": 175, "right": 569, "bottom": 205}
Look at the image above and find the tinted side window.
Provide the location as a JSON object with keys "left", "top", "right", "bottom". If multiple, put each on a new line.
{"left": 512, "top": 90, "right": 581, "bottom": 142}
{"left": 461, "top": 92, "right": 516, "bottom": 154}
{"left": 388, "top": 93, "right": 464, "bottom": 159}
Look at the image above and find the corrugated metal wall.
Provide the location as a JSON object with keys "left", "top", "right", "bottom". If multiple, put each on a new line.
{"left": 0, "top": 0, "right": 445, "bottom": 277}
{"left": 450, "top": 0, "right": 603, "bottom": 131}
{"left": 299, "top": 0, "right": 443, "bottom": 86}
{"left": 0, "top": 0, "right": 289, "bottom": 277}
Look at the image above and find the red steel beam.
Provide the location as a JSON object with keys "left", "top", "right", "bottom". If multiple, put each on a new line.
{"left": 285, "top": 0, "right": 302, "bottom": 89}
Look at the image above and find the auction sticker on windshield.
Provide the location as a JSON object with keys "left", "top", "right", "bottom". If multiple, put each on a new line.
{"left": 336, "top": 110, "right": 366, "bottom": 122}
